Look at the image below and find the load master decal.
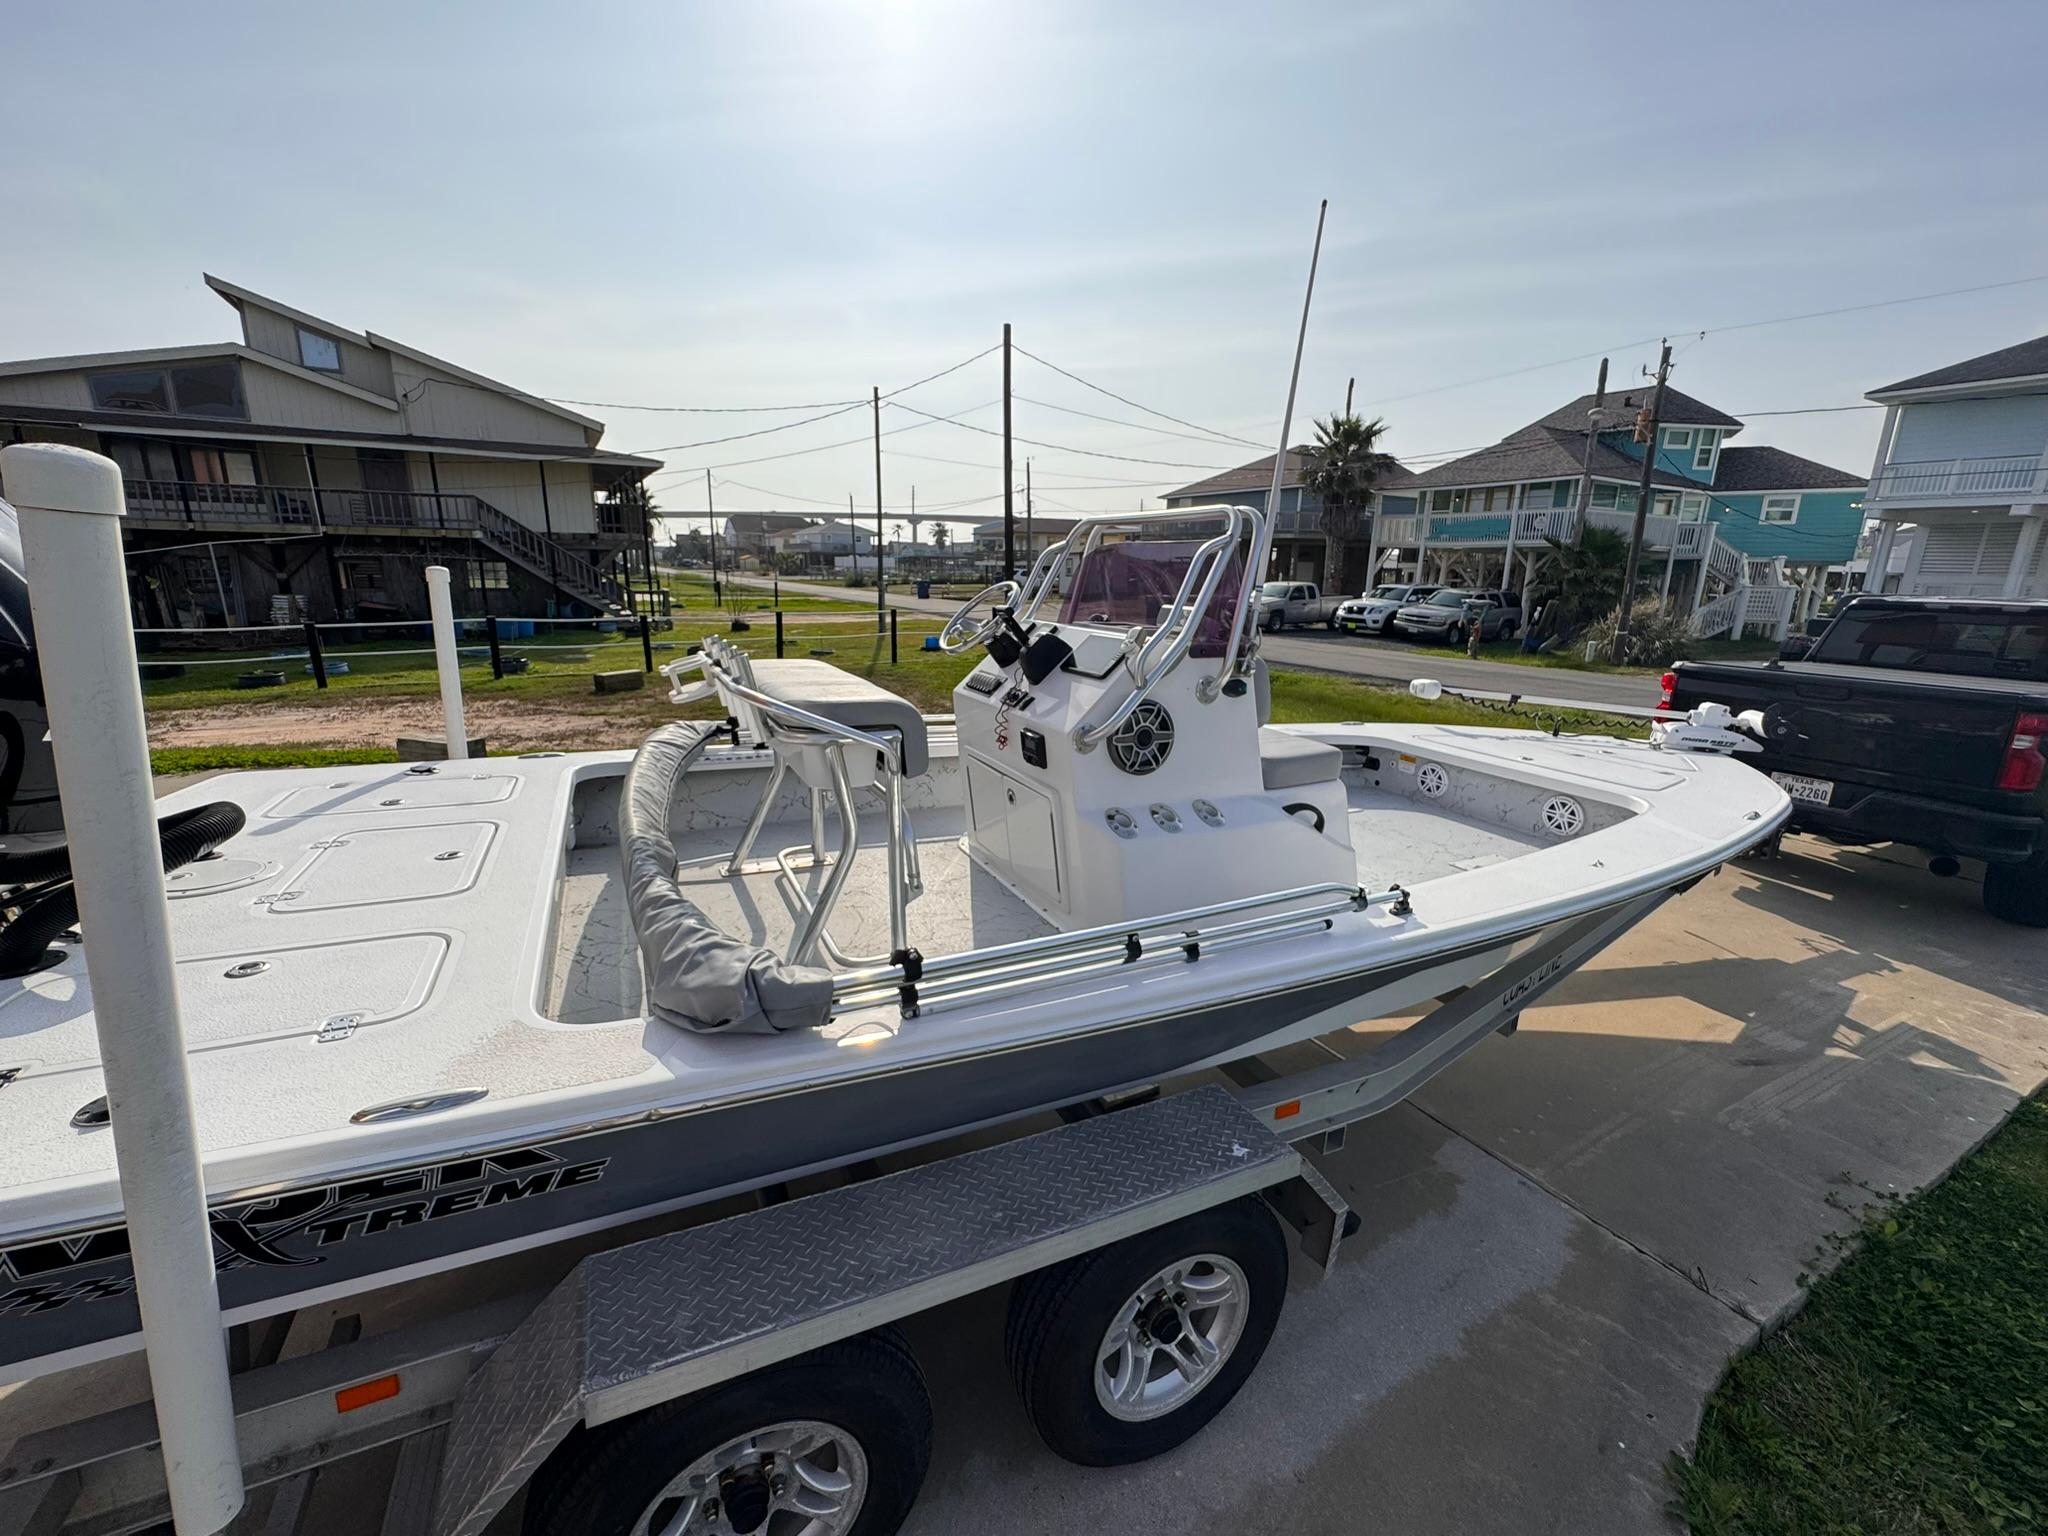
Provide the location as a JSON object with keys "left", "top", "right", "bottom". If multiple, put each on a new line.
{"left": 1, "top": 1144, "right": 608, "bottom": 1318}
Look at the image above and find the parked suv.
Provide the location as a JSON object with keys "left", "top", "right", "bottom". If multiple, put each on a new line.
{"left": 1336, "top": 583, "right": 1438, "bottom": 636}
{"left": 1391, "top": 588, "right": 1522, "bottom": 644}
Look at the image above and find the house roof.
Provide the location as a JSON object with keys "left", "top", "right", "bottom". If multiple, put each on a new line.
{"left": 1710, "top": 445, "right": 1865, "bottom": 493}
{"left": 1401, "top": 428, "right": 1695, "bottom": 491}
{"left": 0, "top": 343, "right": 402, "bottom": 413}
{"left": 1869, "top": 332, "right": 2048, "bottom": 397}
{"left": 0, "top": 399, "right": 659, "bottom": 470}
{"left": 1162, "top": 446, "right": 1418, "bottom": 503}
{"left": 1512, "top": 385, "right": 1743, "bottom": 436}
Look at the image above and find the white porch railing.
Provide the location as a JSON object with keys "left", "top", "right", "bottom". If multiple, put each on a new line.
{"left": 1871, "top": 454, "right": 2047, "bottom": 502}
{"left": 1744, "top": 585, "right": 1796, "bottom": 630}
{"left": 1381, "top": 504, "right": 1709, "bottom": 555}
{"left": 1690, "top": 588, "right": 1744, "bottom": 639}
{"left": 1706, "top": 535, "right": 1745, "bottom": 584}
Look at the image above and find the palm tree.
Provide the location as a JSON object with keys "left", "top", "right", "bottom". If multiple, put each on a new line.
{"left": 1301, "top": 413, "right": 1399, "bottom": 593}
{"left": 1529, "top": 524, "right": 1630, "bottom": 645}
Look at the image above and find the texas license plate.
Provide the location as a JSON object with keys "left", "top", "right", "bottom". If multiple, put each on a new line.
{"left": 1771, "top": 772, "right": 1835, "bottom": 806}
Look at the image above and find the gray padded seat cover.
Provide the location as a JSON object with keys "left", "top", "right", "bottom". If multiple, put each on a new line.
{"left": 1258, "top": 727, "right": 1342, "bottom": 791}
{"left": 749, "top": 659, "right": 929, "bottom": 777}
{"left": 622, "top": 721, "right": 835, "bottom": 1033}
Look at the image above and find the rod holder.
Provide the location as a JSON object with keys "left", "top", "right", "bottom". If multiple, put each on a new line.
{"left": 0, "top": 443, "right": 245, "bottom": 1534}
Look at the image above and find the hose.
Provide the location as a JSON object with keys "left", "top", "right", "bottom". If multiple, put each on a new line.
{"left": 0, "top": 800, "right": 247, "bottom": 978}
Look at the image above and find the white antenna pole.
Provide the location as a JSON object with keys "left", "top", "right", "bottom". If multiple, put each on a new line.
{"left": 0, "top": 443, "right": 245, "bottom": 1534}
{"left": 425, "top": 565, "right": 468, "bottom": 760}
{"left": 1220, "top": 198, "right": 1328, "bottom": 690}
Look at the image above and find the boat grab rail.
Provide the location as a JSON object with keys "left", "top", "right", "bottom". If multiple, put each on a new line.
{"left": 999, "top": 503, "right": 1261, "bottom": 750}
{"left": 831, "top": 879, "right": 1407, "bottom": 1015}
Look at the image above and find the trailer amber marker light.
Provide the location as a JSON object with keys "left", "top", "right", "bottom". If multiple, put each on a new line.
{"left": 335, "top": 1375, "right": 401, "bottom": 1413}
{"left": 1273, "top": 1099, "right": 1302, "bottom": 1120}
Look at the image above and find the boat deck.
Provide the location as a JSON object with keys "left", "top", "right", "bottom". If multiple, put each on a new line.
{"left": 545, "top": 782, "right": 1549, "bottom": 1025}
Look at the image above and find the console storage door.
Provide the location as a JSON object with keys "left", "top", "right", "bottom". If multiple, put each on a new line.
{"left": 965, "top": 755, "right": 1061, "bottom": 905}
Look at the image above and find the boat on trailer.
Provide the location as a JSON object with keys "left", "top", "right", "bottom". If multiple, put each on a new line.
{"left": 0, "top": 492, "right": 1788, "bottom": 1387}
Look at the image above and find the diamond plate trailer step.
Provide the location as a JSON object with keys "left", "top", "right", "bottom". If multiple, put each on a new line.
{"left": 430, "top": 1084, "right": 1327, "bottom": 1536}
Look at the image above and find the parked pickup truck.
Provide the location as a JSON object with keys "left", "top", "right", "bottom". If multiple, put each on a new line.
{"left": 1666, "top": 596, "right": 2048, "bottom": 925}
{"left": 1254, "top": 581, "right": 1348, "bottom": 632}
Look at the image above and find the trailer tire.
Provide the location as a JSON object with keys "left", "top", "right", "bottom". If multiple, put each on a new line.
{"left": 1003, "top": 1197, "right": 1287, "bottom": 1466}
{"left": 1983, "top": 851, "right": 2048, "bottom": 928}
{"left": 522, "top": 1329, "right": 931, "bottom": 1536}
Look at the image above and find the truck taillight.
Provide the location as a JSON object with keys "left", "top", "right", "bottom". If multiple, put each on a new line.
{"left": 1998, "top": 712, "right": 2048, "bottom": 793}
{"left": 1658, "top": 671, "right": 1676, "bottom": 710}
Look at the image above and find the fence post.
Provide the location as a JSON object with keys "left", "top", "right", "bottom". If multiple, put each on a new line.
{"left": 639, "top": 612, "right": 654, "bottom": 673}
{"left": 303, "top": 620, "right": 328, "bottom": 689}
{"left": 487, "top": 615, "right": 505, "bottom": 680}
{"left": 775, "top": 610, "right": 787, "bottom": 658}
{"left": 890, "top": 606, "right": 899, "bottom": 665}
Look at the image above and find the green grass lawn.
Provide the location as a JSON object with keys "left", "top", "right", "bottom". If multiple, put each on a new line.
{"left": 665, "top": 569, "right": 876, "bottom": 614}
{"left": 1671, "top": 1095, "right": 2048, "bottom": 1536}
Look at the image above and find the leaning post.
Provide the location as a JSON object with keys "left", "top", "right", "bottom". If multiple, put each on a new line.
{"left": 0, "top": 443, "right": 246, "bottom": 1535}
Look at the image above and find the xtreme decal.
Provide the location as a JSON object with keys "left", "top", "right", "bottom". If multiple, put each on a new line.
{"left": 0, "top": 1143, "right": 609, "bottom": 1318}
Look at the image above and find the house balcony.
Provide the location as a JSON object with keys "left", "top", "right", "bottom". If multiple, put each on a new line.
{"left": 120, "top": 478, "right": 490, "bottom": 534}
{"left": 1371, "top": 505, "right": 1711, "bottom": 558}
{"left": 1866, "top": 453, "right": 2048, "bottom": 509}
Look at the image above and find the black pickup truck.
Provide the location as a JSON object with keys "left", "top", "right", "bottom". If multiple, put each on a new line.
{"left": 1665, "top": 596, "right": 2048, "bottom": 926}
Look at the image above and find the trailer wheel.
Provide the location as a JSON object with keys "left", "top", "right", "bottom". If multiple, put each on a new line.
{"left": 1984, "top": 851, "right": 2048, "bottom": 927}
{"left": 522, "top": 1330, "right": 931, "bottom": 1536}
{"left": 1003, "top": 1197, "right": 1287, "bottom": 1466}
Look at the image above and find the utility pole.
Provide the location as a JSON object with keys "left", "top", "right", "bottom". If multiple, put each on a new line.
{"left": 1344, "top": 377, "right": 1355, "bottom": 416}
{"left": 1613, "top": 340, "right": 1672, "bottom": 664}
{"left": 1002, "top": 322, "right": 1015, "bottom": 579}
{"left": 873, "top": 384, "right": 885, "bottom": 612}
{"left": 1025, "top": 459, "right": 1033, "bottom": 567}
{"left": 704, "top": 469, "right": 720, "bottom": 603}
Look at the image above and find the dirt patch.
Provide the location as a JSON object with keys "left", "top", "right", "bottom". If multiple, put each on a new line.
{"left": 147, "top": 695, "right": 677, "bottom": 753}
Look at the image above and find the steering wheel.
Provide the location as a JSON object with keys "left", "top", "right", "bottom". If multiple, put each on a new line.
{"left": 939, "top": 580, "right": 1024, "bottom": 654}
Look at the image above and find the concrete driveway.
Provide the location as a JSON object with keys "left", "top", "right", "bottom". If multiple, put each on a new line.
{"left": 892, "top": 836, "right": 2048, "bottom": 1535}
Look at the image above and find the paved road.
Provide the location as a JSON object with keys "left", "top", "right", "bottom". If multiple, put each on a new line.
{"left": 711, "top": 572, "right": 1663, "bottom": 712}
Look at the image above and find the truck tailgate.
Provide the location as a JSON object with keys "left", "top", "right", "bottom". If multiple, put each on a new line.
{"left": 1674, "top": 663, "right": 2032, "bottom": 802}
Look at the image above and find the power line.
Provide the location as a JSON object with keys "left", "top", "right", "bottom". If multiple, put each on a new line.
{"left": 1012, "top": 394, "right": 1265, "bottom": 449}
{"left": 644, "top": 400, "right": 1000, "bottom": 478}
{"left": 1013, "top": 345, "right": 1269, "bottom": 448}
{"left": 884, "top": 400, "right": 1237, "bottom": 471}
{"left": 1730, "top": 404, "right": 1883, "bottom": 418}
{"left": 1357, "top": 270, "right": 2048, "bottom": 415}
{"left": 620, "top": 344, "right": 999, "bottom": 456}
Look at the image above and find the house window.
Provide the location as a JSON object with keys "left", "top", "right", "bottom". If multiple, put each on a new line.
{"left": 473, "top": 560, "right": 510, "bottom": 590}
{"left": 1678, "top": 494, "right": 1707, "bottom": 521}
{"left": 89, "top": 369, "right": 171, "bottom": 413}
{"left": 340, "top": 557, "right": 385, "bottom": 592}
{"left": 1590, "top": 483, "right": 1619, "bottom": 509}
{"left": 298, "top": 328, "right": 342, "bottom": 372}
{"left": 88, "top": 364, "right": 246, "bottom": 419}
{"left": 1693, "top": 432, "right": 1716, "bottom": 472}
{"left": 1662, "top": 427, "right": 1695, "bottom": 452}
{"left": 1652, "top": 493, "right": 1676, "bottom": 518}
{"left": 1761, "top": 494, "right": 1801, "bottom": 524}
{"left": 1429, "top": 490, "right": 1453, "bottom": 511}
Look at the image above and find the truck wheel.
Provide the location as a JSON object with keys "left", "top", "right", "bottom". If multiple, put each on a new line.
{"left": 1265, "top": 610, "right": 1284, "bottom": 633}
{"left": 1498, "top": 621, "right": 1518, "bottom": 641}
{"left": 1983, "top": 853, "right": 2048, "bottom": 927}
{"left": 1002, "top": 1198, "right": 1287, "bottom": 1467}
{"left": 522, "top": 1331, "right": 931, "bottom": 1536}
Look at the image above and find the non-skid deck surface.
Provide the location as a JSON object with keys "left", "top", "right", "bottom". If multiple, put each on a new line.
{"left": 1345, "top": 782, "right": 1547, "bottom": 890}
{"left": 549, "top": 786, "right": 1543, "bottom": 1025}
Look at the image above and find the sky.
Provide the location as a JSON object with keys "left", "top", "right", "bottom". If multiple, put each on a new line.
{"left": 5, "top": 0, "right": 2047, "bottom": 545}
